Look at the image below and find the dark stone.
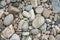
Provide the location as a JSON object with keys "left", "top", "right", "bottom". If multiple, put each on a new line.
{"left": 0, "top": 4, "right": 4, "bottom": 9}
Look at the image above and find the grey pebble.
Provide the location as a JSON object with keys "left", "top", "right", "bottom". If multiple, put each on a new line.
{"left": 4, "top": 14, "right": 14, "bottom": 25}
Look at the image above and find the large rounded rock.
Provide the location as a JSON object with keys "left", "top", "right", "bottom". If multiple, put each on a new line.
{"left": 32, "top": 14, "right": 45, "bottom": 28}
{"left": 10, "top": 34, "right": 20, "bottom": 40}
{"left": 4, "top": 14, "right": 14, "bottom": 25}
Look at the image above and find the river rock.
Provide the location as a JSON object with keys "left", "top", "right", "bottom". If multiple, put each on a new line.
{"left": 18, "top": 20, "right": 28, "bottom": 31}
{"left": 22, "top": 32, "right": 29, "bottom": 36}
{"left": 1, "top": 25, "right": 15, "bottom": 38}
{"left": 30, "top": 29, "right": 39, "bottom": 35}
{"left": 8, "top": 5, "right": 20, "bottom": 13}
{"left": 23, "top": 11, "right": 31, "bottom": 18}
{"left": 4, "top": 14, "right": 14, "bottom": 25}
{"left": 35, "top": 6, "right": 43, "bottom": 14}
{"left": 29, "top": 9, "right": 35, "bottom": 20}
{"left": 43, "top": 8, "right": 52, "bottom": 18}
{"left": 10, "top": 34, "right": 20, "bottom": 40}
{"left": 32, "top": 14, "right": 45, "bottom": 28}
{"left": 31, "top": 0, "right": 38, "bottom": 7}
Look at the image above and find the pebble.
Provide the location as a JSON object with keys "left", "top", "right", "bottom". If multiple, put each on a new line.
{"left": 10, "top": 34, "right": 20, "bottom": 40}
{"left": 30, "top": 29, "right": 39, "bottom": 35}
{"left": 50, "top": 0, "right": 60, "bottom": 13}
{"left": 26, "top": 5, "right": 32, "bottom": 11}
{"left": 1, "top": 25, "right": 14, "bottom": 38}
{"left": 18, "top": 20, "right": 28, "bottom": 31}
{"left": 1, "top": 1, "right": 6, "bottom": 7}
{"left": 4, "top": 14, "right": 14, "bottom": 25}
{"left": 33, "top": 38, "right": 39, "bottom": 40}
{"left": 54, "top": 14, "right": 58, "bottom": 21}
{"left": 22, "top": 32, "right": 29, "bottom": 36}
{"left": 10, "top": 0, "right": 17, "bottom": 2}
{"left": 35, "top": 6, "right": 43, "bottom": 14}
{"left": 31, "top": 0, "right": 38, "bottom": 7}
{"left": 23, "top": 11, "right": 31, "bottom": 18}
{"left": 32, "top": 14, "right": 45, "bottom": 28}
{"left": 0, "top": 20, "right": 4, "bottom": 28}
{"left": 29, "top": 9, "right": 35, "bottom": 20}
{"left": 55, "top": 34, "right": 60, "bottom": 40}
{"left": 41, "top": 0, "right": 47, "bottom": 2}
{"left": 40, "top": 23, "right": 47, "bottom": 33}
{"left": 0, "top": 4, "right": 4, "bottom": 9}
{"left": 49, "top": 35, "right": 55, "bottom": 40}
{"left": 43, "top": 8, "right": 52, "bottom": 18}
{"left": 0, "top": 9, "right": 4, "bottom": 18}
{"left": 8, "top": 5, "right": 20, "bottom": 13}
{"left": 26, "top": 36, "right": 32, "bottom": 40}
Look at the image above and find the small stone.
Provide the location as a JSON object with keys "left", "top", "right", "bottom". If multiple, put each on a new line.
{"left": 8, "top": 5, "right": 20, "bottom": 13}
{"left": 19, "top": 13, "right": 23, "bottom": 19}
{"left": 41, "top": 0, "right": 47, "bottom": 2}
{"left": 32, "top": 14, "right": 45, "bottom": 28}
{"left": 23, "top": 11, "right": 31, "bottom": 18}
{"left": 0, "top": 9, "right": 4, "bottom": 18}
{"left": 55, "top": 34, "right": 60, "bottom": 40}
{"left": 31, "top": 0, "right": 38, "bottom": 7}
{"left": 49, "top": 35, "right": 55, "bottom": 40}
{"left": 54, "top": 14, "right": 58, "bottom": 21}
{"left": 0, "top": 20, "right": 4, "bottom": 28}
{"left": 4, "top": 14, "right": 14, "bottom": 25}
{"left": 26, "top": 36, "right": 32, "bottom": 40}
{"left": 10, "top": 0, "right": 17, "bottom": 2}
{"left": 35, "top": 6, "right": 43, "bottom": 14}
{"left": 29, "top": 9, "right": 35, "bottom": 20}
{"left": 35, "top": 33, "right": 41, "bottom": 38}
{"left": 30, "top": 29, "right": 39, "bottom": 35}
{"left": 33, "top": 38, "right": 39, "bottom": 40}
{"left": 55, "top": 25, "right": 60, "bottom": 33}
{"left": 43, "top": 8, "right": 52, "bottom": 18}
{"left": 40, "top": 23, "right": 47, "bottom": 33}
{"left": 0, "top": 4, "right": 4, "bottom": 9}
{"left": 1, "top": 25, "right": 15, "bottom": 38}
{"left": 37, "top": 0, "right": 41, "bottom": 5}
{"left": 22, "top": 32, "right": 29, "bottom": 36}
{"left": 18, "top": 20, "right": 28, "bottom": 31}
{"left": 26, "top": 5, "right": 32, "bottom": 11}
{"left": 10, "top": 34, "right": 20, "bottom": 40}
{"left": 1, "top": 1, "right": 6, "bottom": 7}
{"left": 50, "top": 0, "right": 60, "bottom": 13}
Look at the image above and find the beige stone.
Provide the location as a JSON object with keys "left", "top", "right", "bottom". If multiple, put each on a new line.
{"left": 43, "top": 8, "right": 52, "bottom": 18}
{"left": 0, "top": 9, "right": 4, "bottom": 18}
{"left": 1, "top": 25, "right": 15, "bottom": 38}
{"left": 55, "top": 34, "right": 60, "bottom": 40}
{"left": 8, "top": 5, "right": 20, "bottom": 13}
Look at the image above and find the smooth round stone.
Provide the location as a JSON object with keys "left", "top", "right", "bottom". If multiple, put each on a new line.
{"left": 4, "top": 14, "right": 14, "bottom": 25}
{"left": 26, "top": 36, "right": 32, "bottom": 40}
{"left": 35, "top": 6, "right": 43, "bottom": 14}
{"left": 22, "top": 32, "right": 29, "bottom": 36}
{"left": 30, "top": 29, "right": 39, "bottom": 35}
{"left": 10, "top": 34, "right": 20, "bottom": 40}
{"left": 55, "top": 35, "right": 60, "bottom": 40}
{"left": 32, "top": 14, "right": 45, "bottom": 28}
{"left": 49, "top": 35, "right": 55, "bottom": 40}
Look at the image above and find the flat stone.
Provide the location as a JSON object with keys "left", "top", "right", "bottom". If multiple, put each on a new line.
{"left": 23, "top": 11, "right": 31, "bottom": 18}
{"left": 8, "top": 5, "right": 20, "bottom": 13}
{"left": 29, "top": 9, "right": 35, "bottom": 20}
{"left": 10, "top": 34, "right": 20, "bottom": 40}
{"left": 35, "top": 6, "right": 43, "bottom": 14}
{"left": 4, "top": 14, "right": 14, "bottom": 25}
{"left": 1, "top": 25, "right": 15, "bottom": 38}
{"left": 31, "top": 0, "right": 38, "bottom": 7}
{"left": 22, "top": 32, "right": 29, "bottom": 36}
{"left": 43, "top": 8, "right": 52, "bottom": 18}
{"left": 32, "top": 14, "right": 45, "bottom": 28}
{"left": 55, "top": 34, "right": 60, "bottom": 40}
{"left": 49, "top": 35, "right": 55, "bottom": 40}
{"left": 30, "top": 29, "right": 39, "bottom": 35}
